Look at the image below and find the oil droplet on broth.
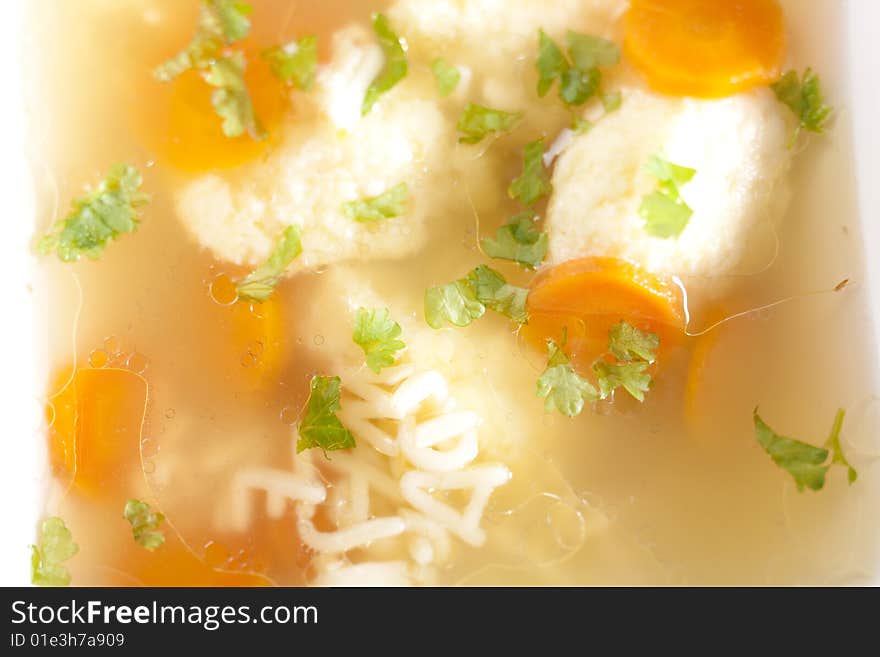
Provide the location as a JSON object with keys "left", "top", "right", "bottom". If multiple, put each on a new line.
{"left": 103, "top": 335, "right": 122, "bottom": 355}
{"left": 126, "top": 352, "right": 150, "bottom": 374}
{"left": 203, "top": 540, "right": 231, "bottom": 568}
{"left": 88, "top": 349, "right": 109, "bottom": 368}
{"left": 165, "top": 408, "right": 176, "bottom": 419}
{"left": 313, "top": 334, "right": 325, "bottom": 346}
{"left": 209, "top": 273, "right": 238, "bottom": 306}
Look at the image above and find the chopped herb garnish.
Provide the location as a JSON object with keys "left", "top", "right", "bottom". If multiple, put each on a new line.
{"left": 753, "top": 408, "right": 858, "bottom": 491}
{"left": 425, "top": 279, "right": 485, "bottom": 329}
{"left": 566, "top": 31, "right": 620, "bottom": 71}
{"left": 595, "top": 321, "right": 658, "bottom": 401}
{"left": 123, "top": 499, "right": 166, "bottom": 552}
{"left": 263, "top": 35, "right": 318, "bottom": 90}
{"left": 825, "top": 408, "right": 858, "bottom": 484}
{"left": 425, "top": 266, "right": 528, "bottom": 328}
{"left": 536, "top": 334, "right": 599, "bottom": 417}
{"left": 754, "top": 408, "right": 858, "bottom": 491}
{"left": 297, "top": 375, "right": 356, "bottom": 454}
{"left": 572, "top": 117, "right": 593, "bottom": 133}
{"left": 342, "top": 182, "right": 409, "bottom": 223}
{"left": 431, "top": 58, "right": 461, "bottom": 97}
{"left": 362, "top": 13, "right": 408, "bottom": 115}
{"left": 537, "top": 321, "right": 659, "bottom": 414}
{"left": 481, "top": 210, "right": 548, "bottom": 270}
{"left": 601, "top": 91, "right": 622, "bottom": 113}
{"left": 154, "top": 1, "right": 264, "bottom": 140}
{"left": 154, "top": 0, "right": 252, "bottom": 82}
{"left": 457, "top": 103, "right": 523, "bottom": 144}
{"left": 639, "top": 154, "right": 696, "bottom": 239}
{"left": 467, "top": 265, "right": 529, "bottom": 324}
{"left": 37, "top": 164, "right": 149, "bottom": 262}
{"left": 353, "top": 307, "right": 406, "bottom": 373}
{"left": 771, "top": 68, "right": 833, "bottom": 145}
{"left": 235, "top": 225, "right": 302, "bottom": 302}
{"left": 593, "top": 360, "right": 651, "bottom": 402}
{"left": 535, "top": 29, "right": 619, "bottom": 108}
{"left": 211, "top": 0, "right": 252, "bottom": 42}
{"left": 30, "top": 517, "right": 78, "bottom": 587}
{"left": 206, "top": 52, "right": 266, "bottom": 139}
{"left": 537, "top": 30, "right": 567, "bottom": 97}
{"left": 559, "top": 65, "right": 600, "bottom": 105}
{"left": 608, "top": 320, "right": 659, "bottom": 364}
{"left": 508, "top": 139, "right": 553, "bottom": 206}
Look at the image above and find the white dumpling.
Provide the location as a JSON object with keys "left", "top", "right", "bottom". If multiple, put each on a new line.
{"left": 175, "top": 25, "right": 453, "bottom": 273}
{"left": 546, "top": 87, "right": 793, "bottom": 283}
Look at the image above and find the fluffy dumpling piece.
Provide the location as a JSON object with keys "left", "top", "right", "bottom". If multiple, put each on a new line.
{"left": 175, "top": 26, "right": 453, "bottom": 272}
{"left": 545, "top": 88, "right": 793, "bottom": 280}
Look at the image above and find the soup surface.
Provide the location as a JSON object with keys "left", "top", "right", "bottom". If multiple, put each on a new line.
{"left": 29, "top": 0, "right": 879, "bottom": 586}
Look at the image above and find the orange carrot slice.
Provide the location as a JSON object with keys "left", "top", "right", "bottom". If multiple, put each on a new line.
{"left": 46, "top": 367, "right": 149, "bottom": 497}
{"left": 522, "top": 257, "right": 686, "bottom": 373}
{"left": 623, "top": 0, "right": 786, "bottom": 98}
{"left": 136, "top": 38, "right": 288, "bottom": 173}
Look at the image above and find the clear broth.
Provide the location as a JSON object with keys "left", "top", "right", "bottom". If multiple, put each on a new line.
{"left": 29, "top": 0, "right": 880, "bottom": 585}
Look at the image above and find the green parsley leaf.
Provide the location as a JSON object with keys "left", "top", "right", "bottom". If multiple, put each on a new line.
{"left": 37, "top": 164, "right": 149, "bottom": 262}
{"left": 154, "top": 0, "right": 251, "bottom": 81}
{"left": 536, "top": 30, "right": 566, "bottom": 97}
{"left": 508, "top": 139, "right": 553, "bottom": 206}
{"left": 593, "top": 360, "right": 651, "bottom": 402}
{"left": 771, "top": 68, "right": 833, "bottom": 143}
{"left": 353, "top": 307, "right": 406, "bottom": 373}
{"left": 481, "top": 210, "right": 549, "bottom": 270}
{"left": 211, "top": 0, "right": 252, "bottom": 42}
{"left": 431, "top": 58, "right": 461, "bottom": 97}
{"left": 639, "top": 154, "right": 696, "bottom": 239}
{"left": 535, "top": 30, "right": 619, "bottom": 108}
{"left": 644, "top": 155, "right": 697, "bottom": 192}
{"left": 263, "top": 35, "right": 318, "bottom": 90}
{"left": 123, "top": 499, "right": 166, "bottom": 552}
{"left": 154, "top": 2, "right": 265, "bottom": 141}
{"left": 206, "top": 52, "right": 266, "bottom": 139}
{"left": 601, "top": 90, "right": 622, "bottom": 113}
{"left": 608, "top": 321, "right": 659, "bottom": 364}
{"left": 824, "top": 408, "right": 858, "bottom": 484}
{"left": 425, "top": 279, "right": 485, "bottom": 329}
{"left": 466, "top": 265, "right": 529, "bottom": 324}
{"left": 566, "top": 31, "right": 620, "bottom": 71}
{"left": 235, "top": 225, "right": 302, "bottom": 302}
{"left": 30, "top": 517, "right": 78, "bottom": 587}
{"left": 753, "top": 410, "right": 830, "bottom": 492}
{"left": 572, "top": 116, "right": 593, "bottom": 133}
{"left": 362, "top": 14, "right": 408, "bottom": 115}
{"left": 639, "top": 191, "right": 692, "bottom": 238}
{"left": 536, "top": 337, "right": 599, "bottom": 417}
{"left": 457, "top": 103, "right": 523, "bottom": 144}
{"left": 559, "top": 65, "right": 600, "bottom": 106}
{"left": 342, "top": 182, "right": 409, "bottom": 223}
{"left": 297, "top": 376, "right": 356, "bottom": 453}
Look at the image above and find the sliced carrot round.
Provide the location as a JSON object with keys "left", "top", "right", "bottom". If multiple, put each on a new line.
{"left": 46, "top": 367, "right": 149, "bottom": 497}
{"left": 623, "top": 0, "right": 786, "bottom": 98}
{"left": 522, "top": 257, "right": 686, "bottom": 374}
{"left": 134, "top": 38, "right": 288, "bottom": 173}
